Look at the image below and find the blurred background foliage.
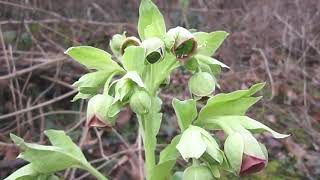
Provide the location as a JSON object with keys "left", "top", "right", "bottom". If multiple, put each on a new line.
{"left": 0, "top": 0, "right": 319, "bottom": 179}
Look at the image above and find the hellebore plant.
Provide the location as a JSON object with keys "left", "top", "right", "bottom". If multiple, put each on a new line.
{"left": 5, "top": 0, "right": 289, "bottom": 180}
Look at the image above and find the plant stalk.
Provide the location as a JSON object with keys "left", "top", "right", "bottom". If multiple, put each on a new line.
{"left": 140, "top": 113, "right": 156, "bottom": 180}
{"left": 85, "top": 163, "right": 108, "bottom": 180}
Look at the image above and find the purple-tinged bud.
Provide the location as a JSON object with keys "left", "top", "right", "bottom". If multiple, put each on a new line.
{"left": 86, "top": 94, "right": 117, "bottom": 128}
{"left": 240, "top": 154, "right": 266, "bottom": 176}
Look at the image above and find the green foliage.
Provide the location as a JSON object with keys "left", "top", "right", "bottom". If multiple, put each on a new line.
{"left": 7, "top": 0, "right": 289, "bottom": 180}
{"left": 65, "top": 46, "right": 123, "bottom": 71}
{"left": 196, "top": 83, "right": 266, "bottom": 124}
{"left": 7, "top": 130, "right": 107, "bottom": 180}
{"left": 183, "top": 164, "right": 215, "bottom": 180}
{"left": 194, "top": 31, "right": 229, "bottom": 56}
{"left": 172, "top": 98, "right": 197, "bottom": 131}
{"left": 138, "top": 0, "right": 166, "bottom": 40}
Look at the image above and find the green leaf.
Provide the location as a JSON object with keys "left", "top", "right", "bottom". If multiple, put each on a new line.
{"left": 195, "top": 54, "right": 229, "bottom": 69}
{"left": 65, "top": 46, "right": 124, "bottom": 71}
{"left": 138, "top": 0, "right": 166, "bottom": 40}
{"left": 71, "top": 92, "right": 93, "bottom": 102}
{"left": 224, "top": 132, "right": 244, "bottom": 174}
{"left": 197, "top": 127, "right": 223, "bottom": 164}
{"left": 122, "top": 46, "right": 146, "bottom": 76}
{"left": 183, "top": 165, "right": 214, "bottom": 180}
{"left": 144, "top": 53, "right": 180, "bottom": 93}
{"left": 235, "top": 116, "right": 290, "bottom": 138}
{"left": 172, "top": 98, "right": 197, "bottom": 131}
{"left": 151, "top": 135, "right": 181, "bottom": 180}
{"left": 194, "top": 31, "right": 229, "bottom": 56}
{"left": 171, "top": 171, "right": 183, "bottom": 180}
{"left": 4, "top": 164, "right": 38, "bottom": 180}
{"left": 73, "top": 71, "right": 115, "bottom": 94}
{"left": 196, "top": 83, "right": 265, "bottom": 124}
{"left": 199, "top": 116, "right": 289, "bottom": 139}
{"left": 10, "top": 130, "right": 92, "bottom": 174}
{"left": 159, "top": 135, "right": 181, "bottom": 164}
{"left": 176, "top": 126, "right": 207, "bottom": 160}
{"left": 206, "top": 164, "right": 220, "bottom": 178}
{"left": 113, "top": 71, "right": 145, "bottom": 102}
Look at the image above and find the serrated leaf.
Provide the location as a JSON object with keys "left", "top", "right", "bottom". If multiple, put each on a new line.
{"left": 65, "top": 46, "right": 123, "bottom": 71}
{"left": 172, "top": 98, "right": 197, "bottom": 131}
{"left": 138, "top": 0, "right": 166, "bottom": 40}
{"left": 122, "top": 46, "right": 146, "bottom": 76}
{"left": 196, "top": 83, "right": 265, "bottom": 124}
{"left": 194, "top": 31, "right": 229, "bottom": 56}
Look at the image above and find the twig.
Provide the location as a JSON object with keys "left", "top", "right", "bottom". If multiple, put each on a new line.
{"left": 0, "top": 57, "right": 65, "bottom": 81}
{"left": 252, "top": 48, "right": 275, "bottom": 100}
{"left": 0, "top": 90, "right": 77, "bottom": 120}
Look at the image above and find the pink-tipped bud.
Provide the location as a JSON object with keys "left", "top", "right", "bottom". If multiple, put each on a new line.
{"left": 240, "top": 154, "right": 266, "bottom": 176}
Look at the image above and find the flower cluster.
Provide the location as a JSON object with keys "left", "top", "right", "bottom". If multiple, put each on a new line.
{"left": 6, "top": 0, "right": 289, "bottom": 180}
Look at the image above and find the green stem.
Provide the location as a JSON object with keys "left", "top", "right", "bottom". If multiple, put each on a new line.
{"left": 140, "top": 113, "right": 156, "bottom": 180}
{"left": 85, "top": 163, "right": 108, "bottom": 180}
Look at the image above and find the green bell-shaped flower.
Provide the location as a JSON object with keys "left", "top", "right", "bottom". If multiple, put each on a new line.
{"left": 165, "top": 26, "right": 197, "bottom": 60}
{"left": 110, "top": 33, "right": 126, "bottom": 57}
{"left": 142, "top": 37, "right": 165, "bottom": 64}
{"left": 129, "top": 90, "right": 151, "bottom": 114}
{"left": 188, "top": 72, "right": 215, "bottom": 97}
{"left": 120, "top": 36, "right": 141, "bottom": 55}
{"left": 183, "top": 164, "right": 215, "bottom": 180}
{"left": 86, "top": 94, "right": 117, "bottom": 127}
{"left": 176, "top": 125, "right": 223, "bottom": 164}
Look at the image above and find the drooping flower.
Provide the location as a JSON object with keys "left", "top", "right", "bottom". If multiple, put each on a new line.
{"left": 224, "top": 131, "right": 268, "bottom": 176}
{"left": 86, "top": 94, "right": 118, "bottom": 128}
{"left": 165, "top": 26, "right": 197, "bottom": 60}
{"left": 141, "top": 37, "right": 165, "bottom": 64}
{"left": 120, "top": 36, "right": 141, "bottom": 55}
{"left": 110, "top": 33, "right": 126, "bottom": 57}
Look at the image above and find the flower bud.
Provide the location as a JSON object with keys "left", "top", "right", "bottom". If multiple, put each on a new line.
{"left": 110, "top": 33, "right": 126, "bottom": 57}
{"left": 86, "top": 94, "right": 117, "bottom": 127}
{"left": 240, "top": 154, "right": 266, "bottom": 176}
{"left": 129, "top": 90, "right": 151, "bottom": 114}
{"left": 165, "top": 26, "right": 197, "bottom": 60}
{"left": 183, "top": 165, "right": 215, "bottom": 180}
{"left": 120, "top": 36, "right": 141, "bottom": 55}
{"left": 188, "top": 72, "right": 215, "bottom": 97}
{"left": 142, "top": 37, "right": 165, "bottom": 64}
{"left": 224, "top": 131, "right": 267, "bottom": 176}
